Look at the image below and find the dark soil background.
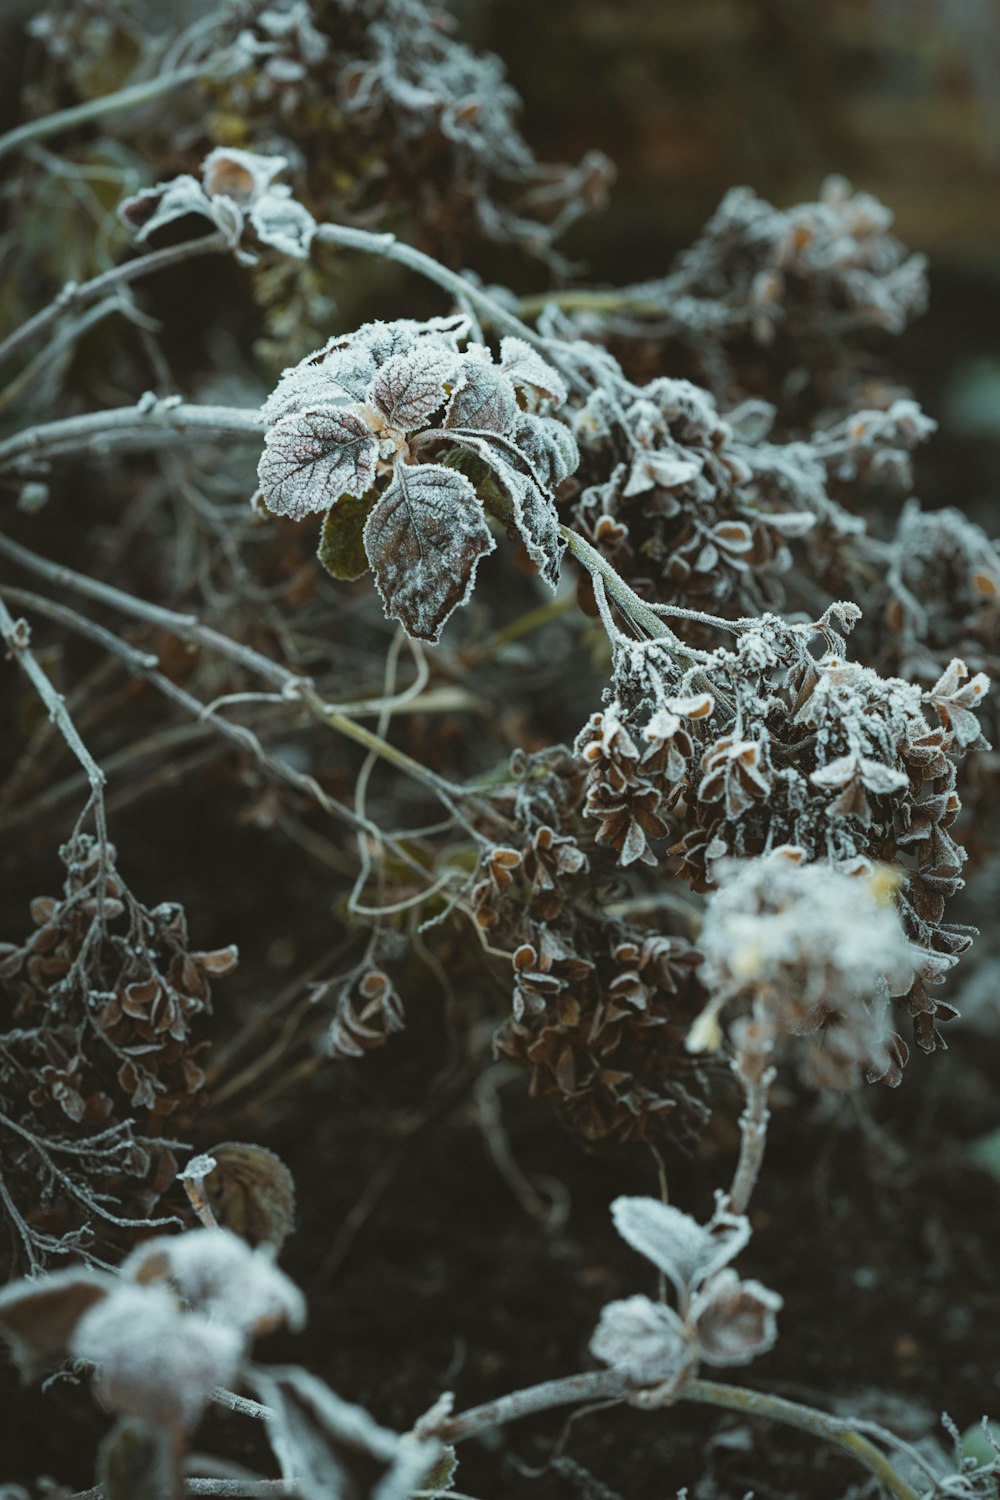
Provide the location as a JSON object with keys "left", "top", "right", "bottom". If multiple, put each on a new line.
{"left": 2, "top": 3, "right": 1000, "bottom": 1498}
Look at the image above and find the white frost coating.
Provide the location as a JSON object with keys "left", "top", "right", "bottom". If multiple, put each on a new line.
{"left": 123, "top": 1228, "right": 306, "bottom": 1336}
{"left": 363, "top": 463, "right": 495, "bottom": 642}
{"left": 699, "top": 854, "right": 921, "bottom": 1007}
{"left": 369, "top": 344, "right": 456, "bottom": 430}
{"left": 70, "top": 1282, "right": 243, "bottom": 1431}
{"left": 691, "top": 1268, "right": 782, "bottom": 1367}
{"left": 589, "top": 1295, "right": 689, "bottom": 1383}
{"left": 258, "top": 408, "right": 378, "bottom": 519}
{"left": 610, "top": 1196, "right": 751, "bottom": 1304}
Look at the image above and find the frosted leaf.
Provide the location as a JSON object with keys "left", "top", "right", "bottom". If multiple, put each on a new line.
{"left": 810, "top": 753, "right": 908, "bottom": 797}
{"left": 610, "top": 1197, "right": 751, "bottom": 1303}
{"left": 691, "top": 1269, "right": 782, "bottom": 1367}
{"left": 258, "top": 408, "right": 378, "bottom": 520}
{"left": 262, "top": 318, "right": 470, "bottom": 425}
{"left": 119, "top": 176, "right": 239, "bottom": 248}
{"left": 623, "top": 448, "right": 701, "bottom": 498}
{"left": 499, "top": 337, "right": 568, "bottom": 407}
{"left": 122, "top": 1228, "right": 305, "bottom": 1337}
{"left": 250, "top": 192, "right": 317, "bottom": 259}
{"left": 443, "top": 429, "right": 564, "bottom": 588}
{"left": 363, "top": 463, "right": 495, "bottom": 642}
{"left": 249, "top": 1365, "right": 443, "bottom": 1500}
{"left": 369, "top": 346, "right": 456, "bottom": 431}
{"left": 444, "top": 359, "right": 518, "bottom": 435}
{"left": 589, "top": 1295, "right": 689, "bottom": 1384}
{"left": 70, "top": 1283, "right": 242, "bottom": 1432}
{"left": 201, "top": 147, "right": 288, "bottom": 202}
{"left": 0, "top": 1268, "right": 113, "bottom": 1379}
{"left": 512, "top": 412, "right": 579, "bottom": 489}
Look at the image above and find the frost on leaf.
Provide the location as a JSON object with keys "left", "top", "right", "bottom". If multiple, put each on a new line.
{"left": 363, "top": 463, "right": 495, "bottom": 641}
{"left": 442, "top": 429, "right": 564, "bottom": 588}
{"left": 610, "top": 1196, "right": 750, "bottom": 1304}
{"left": 0, "top": 1267, "right": 112, "bottom": 1379}
{"left": 692, "top": 1269, "right": 782, "bottom": 1367}
{"left": 499, "top": 336, "right": 568, "bottom": 407}
{"left": 258, "top": 409, "right": 378, "bottom": 520}
{"left": 71, "top": 1282, "right": 243, "bottom": 1433}
{"left": 370, "top": 346, "right": 456, "bottom": 431}
{"left": 250, "top": 193, "right": 317, "bottom": 259}
{"left": 249, "top": 1365, "right": 443, "bottom": 1500}
{"left": 122, "top": 1228, "right": 306, "bottom": 1337}
{"left": 318, "top": 493, "right": 376, "bottom": 581}
{"left": 589, "top": 1295, "right": 690, "bottom": 1385}
{"left": 444, "top": 357, "right": 518, "bottom": 435}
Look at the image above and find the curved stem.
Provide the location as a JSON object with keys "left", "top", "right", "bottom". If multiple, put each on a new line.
{"left": 0, "top": 400, "right": 265, "bottom": 472}
{"left": 681, "top": 1380, "right": 921, "bottom": 1500}
{"left": 0, "top": 233, "right": 228, "bottom": 369}
{"left": 314, "top": 222, "right": 586, "bottom": 391}
{"left": 433, "top": 1369, "right": 921, "bottom": 1500}
{"left": 0, "top": 62, "right": 230, "bottom": 162}
{"left": 558, "top": 525, "right": 678, "bottom": 643}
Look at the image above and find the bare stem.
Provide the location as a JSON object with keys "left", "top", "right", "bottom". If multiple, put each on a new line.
{"left": 0, "top": 593, "right": 107, "bottom": 850}
{"left": 726, "top": 1064, "right": 776, "bottom": 1217}
{"left": 681, "top": 1380, "right": 921, "bottom": 1500}
{"left": 0, "top": 400, "right": 265, "bottom": 472}
{"left": 314, "top": 221, "right": 585, "bottom": 389}
{"left": 0, "top": 62, "right": 232, "bottom": 162}
{"left": 0, "top": 233, "right": 228, "bottom": 369}
{"left": 433, "top": 1370, "right": 921, "bottom": 1500}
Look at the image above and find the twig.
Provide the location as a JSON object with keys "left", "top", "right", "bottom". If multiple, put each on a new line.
{"left": 432, "top": 1371, "right": 921, "bottom": 1500}
{"left": 0, "top": 61, "right": 233, "bottom": 162}
{"left": 726, "top": 1064, "right": 776, "bottom": 1217}
{"left": 0, "top": 400, "right": 265, "bottom": 472}
{"left": 0, "top": 233, "right": 228, "bottom": 369}
{"left": 0, "top": 592, "right": 108, "bottom": 852}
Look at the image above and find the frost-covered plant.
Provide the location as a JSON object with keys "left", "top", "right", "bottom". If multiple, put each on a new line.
{"left": 119, "top": 147, "right": 318, "bottom": 263}
{"left": 590, "top": 1196, "right": 781, "bottom": 1404}
{"left": 257, "top": 317, "right": 575, "bottom": 638}
{"left": 0, "top": 1228, "right": 303, "bottom": 1432}
{"left": 696, "top": 850, "right": 921, "bottom": 1088}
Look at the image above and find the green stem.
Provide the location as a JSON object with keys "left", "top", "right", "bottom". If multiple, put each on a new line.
{"left": 519, "top": 288, "right": 666, "bottom": 321}
{"left": 681, "top": 1380, "right": 921, "bottom": 1500}
{"left": 0, "top": 64, "right": 227, "bottom": 162}
{"left": 435, "top": 1369, "right": 922, "bottom": 1500}
{"left": 558, "top": 525, "right": 679, "bottom": 644}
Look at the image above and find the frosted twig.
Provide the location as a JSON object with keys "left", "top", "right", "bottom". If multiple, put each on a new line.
{"left": 0, "top": 592, "right": 108, "bottom": 855}
{"left": 0, "top": 401, "right": 266, "bottom": 472}
{"left": 725, "top": 1064, "right": 776, "bottom": 1217}
{"left": 0, "top": 232, "right": 228, "bottom": 368}
{"left": 0, "top": 59, "right": 237, "bottom": 162}
{"left": 431, "top": 1372, "right": 921, "bottom": 1500}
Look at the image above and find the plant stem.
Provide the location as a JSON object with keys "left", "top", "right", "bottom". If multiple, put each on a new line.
{"left": 433, "top": 1370, "right": 921, "bottom": 1500}
{"left": 681, "top": 1380, "right": 921, "bottom": 1500}
{"left": 0, "top": 233, "right": 228, "bottom": 369}
{"left": 0, "top": 63, "right": 227, "bottom": 162}
{"left": 314, "top": 222, "right": 585, "bottom": 389}
{"left": 0, "top": 400, "right": 265, "bottom": 472}
{"left": 726, "top": 1064, "right": 776, "bottom": 1216}
{"left": 559, "top": 526, "right": 677, "bottom": 643}
{"left": 0, "top": 593, "right": 108, "bottom": 850}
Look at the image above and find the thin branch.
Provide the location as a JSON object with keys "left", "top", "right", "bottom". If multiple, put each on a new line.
{"left": 0, "top": 233, "right": 228, "bottom": 369}
{"left": 0, "top": 400, "right": 265, "bottom": 472}
{"left": 314, "top": 221, "right": 586, "bottom": 390}
{"left": 0, "top": 592, "right": 108, "bottom": 851}
{"left": 726, "top": 1064, "right": 776, "bottom": 1217}
{"left": 0, "top": 62, "right": 231, "bottom": 162}
{"left": 432, "top": 1371, "right": 921, "bottom": 1500}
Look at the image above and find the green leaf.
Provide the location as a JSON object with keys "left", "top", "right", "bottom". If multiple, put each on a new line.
{"left": 318, "top": 492, "right": 376, "bottom": 581}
